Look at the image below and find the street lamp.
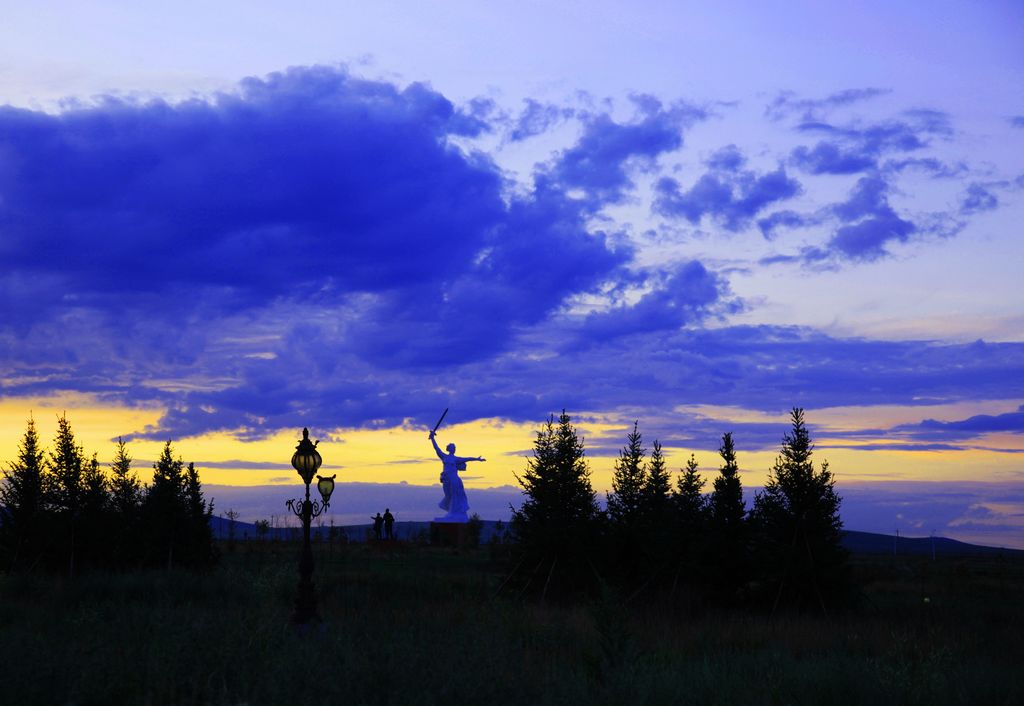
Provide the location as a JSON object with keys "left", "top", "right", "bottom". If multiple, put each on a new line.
{"left": 285, "top": 427, "right": 335, "bottom": 624}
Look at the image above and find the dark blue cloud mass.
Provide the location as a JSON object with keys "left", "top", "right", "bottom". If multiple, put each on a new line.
{"left": 1, "top": 68, "right": 1021, "bottom": 443}
{"left": 0, "top": 66, "right": 647, "bottom": 375}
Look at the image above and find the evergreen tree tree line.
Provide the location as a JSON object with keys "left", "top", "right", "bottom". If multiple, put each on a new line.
{"left": 0, "top": 415, "right": 216, "bottom": 574}
{"left": 511, "top": 408, "right": 848, "bottom": 611}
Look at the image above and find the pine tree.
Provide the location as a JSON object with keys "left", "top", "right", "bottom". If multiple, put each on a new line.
{"left": 79, "top": 452, "right": 110, "bottom": 570}
{"left": 144, "top": 441, "right": 186, "bottom": 569}
{"left": 751, "top": 408, "right": 847, "bottom": 612}
{"left": 511, "top": 411, "right": 601, "bottom": 598}
{"left": 82, "top": 454, "right": 108, "bottom": 505}
{"left": 605, "top": 421, "right": 652, "bottom": 583}
{"left": 709, "top": 432, "right": 744, "bottom": 529}
{"left": 673, "top": 454, "right": 706, "bottom": 527}
{"left": 48, "top": 414, "right": 85, "bottom": 516}
{"left": 0, "top": 417, "right": 49, "bottom": 569}
{"left": 109, "top": 438, "right": 141, "bottom": 518}
{"left": 48, "top": 414, "right": 86, "bottom": 576}
{"left": 708, "top": 432, "right": 748, "bottom": 598}
{"left": 644, "top": 440, "right": 672, "bottom": 520}
{"left": 669, "top": 453, "right": 708, "bottom": 592}
{"left": 108, "top": 438, "right": 143, "bottom": 567}
{"left": 183, "top": 462, "right": 216, "bottom": 566}
{"left": 606, "top": 421, "right": 647, "bottom": 526}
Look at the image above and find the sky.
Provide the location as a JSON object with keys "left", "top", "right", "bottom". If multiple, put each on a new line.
{"left": 1, "top": 1, "right": 1023, "bottom": 547}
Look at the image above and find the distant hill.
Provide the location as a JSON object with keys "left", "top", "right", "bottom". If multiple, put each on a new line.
{"left": 840, "top": 529, "right": 1022, "bottom": 556}
{"left": 209, "top": 516, "right": 1021, "bottom": 556}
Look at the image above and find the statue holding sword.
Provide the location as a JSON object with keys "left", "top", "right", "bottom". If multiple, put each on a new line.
{"left": 428, "top": 408, "right": 485, "bottom": 523}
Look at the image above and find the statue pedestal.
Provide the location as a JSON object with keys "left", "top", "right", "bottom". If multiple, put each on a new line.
{"left": 430, "top": 521, "right": 470, "bottom": 548}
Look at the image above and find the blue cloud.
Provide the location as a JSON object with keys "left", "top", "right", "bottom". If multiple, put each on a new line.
{"left": 790, "top": 111, "right": 951, "bottom": 175}
{"left": 547, "top": 96, "right": 703, "bottom": 206}
{"left": 0, "top": 66, "right": 640, "bottom": 380}
{"left": 508, "top": 98, "right": 574, "bottom": 141}
{"left": 2, "top": 68, "right": 1021, "bottom": 444}
{"left": 756, "top": 210, "right": 821, "bottom": 240}
{"left": 883, "top": 157, "right": 966, "bottom": 178}
{"left": 1011, "top": 116, "right": 1024, "bottom": 129}
{"left": 0, "top": 67, "right": 507, "bottom": 321}
{"left": 828, "top": 215, "right": 915, "bottom": 261}
{"left": 818, "top": 176, "right": 916, "bottom": 261}
{"left": 960, "top": 183, "right": 999, "bottom": 214}
{"left": 891, "top": 405, "right": 1024, "bottom": 442}
{"left": 653, "top": 147, "right": 802, "bottom": 231}
{"left": 791, "top": 142, "right": 876, "bottom": 174}
{"left": 704, "top": 144, "right": 746, "bottom": 171}
{"left": 577, "top": 260, "right": 732, "bottom": 343}
{"left": 765, "top": 87, "right": 891, "bottom": 121}
{"left": 66, "top": 321, "right": 1024, "bottom": 440}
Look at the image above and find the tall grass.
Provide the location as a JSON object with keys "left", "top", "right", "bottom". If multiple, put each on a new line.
{"left": 0, "top": 543, "right": 1020, "bottom": 705}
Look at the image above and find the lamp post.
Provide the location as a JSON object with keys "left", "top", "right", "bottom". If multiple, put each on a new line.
{"left": 286, "top": 427, "right": 336, "bottom": 624}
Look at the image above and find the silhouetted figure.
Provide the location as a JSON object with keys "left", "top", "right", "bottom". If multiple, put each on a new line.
{"left": 383, "top": 508, "right": 395, "bottom": 540}
{"left": 429, "top": 430, "right": 485, "bottom": 522}
{"left": 372, "top": 512, "right": 383, "bottom": 540}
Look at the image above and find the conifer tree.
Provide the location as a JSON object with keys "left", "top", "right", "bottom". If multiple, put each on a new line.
{"left": 512, "top": 411, "right": 601, "bottom": 597}
{"left": 48, "top": 414, "right": 85, "bottom": 516}
{"left": 670, "top": 453, "right": 709, "bottom": 590}
{"left": 48, "top": 414, "right": 86, "bottom": 576}
{"left": 673, "top": 454, "right": 706, "bottom": 527}
{"left": 644, "top": 440, "right": 672, "bottom": 520}
{"left": 0, "top": 417, "right": 48, "bottom": 569}
{"left": 708, "top": 432, "right": 748, "bottom": 597}
{"left": 109, "top": 438, "right": 141, "bottom": 517}
{"left": 751, "top": 408, "right": 847, "bottom": 611}
{"left": 144, "top": 441, "right": 186, "bottom": 568}
{"left": 606, "top": 421, "right": 647, "bottom": 526}
{"left": 109, "top": 437, "right": 143, "bottom": 566}
{"left": 81, "top": 453, "right": 109, "bottom": 514}
{"left": 605, "top": 421, "right": 651, "bottom": 582}
{"left": 709, "top": 432, "right": 744, "bottom": 529}
{"left": 79, "top": 453, "right": 110, "bottom": 569}
{"left": 184, "top": 461, "right": 215, "bottom": 566}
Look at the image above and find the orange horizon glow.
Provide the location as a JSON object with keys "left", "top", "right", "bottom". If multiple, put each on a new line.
{"left": 3, "top": 394, "right": 1022, "bottom": 493}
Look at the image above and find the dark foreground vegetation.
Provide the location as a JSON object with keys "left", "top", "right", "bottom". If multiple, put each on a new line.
{"left": 2, "top": 408, "right": 1020, "bottom": 703}
{"left": 0, "top": 540, "right": 1021, "bottom": 705}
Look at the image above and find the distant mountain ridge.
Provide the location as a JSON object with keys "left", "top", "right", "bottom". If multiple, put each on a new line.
{"left": 208, "top": 516, "right": 1022, "bottom": 556}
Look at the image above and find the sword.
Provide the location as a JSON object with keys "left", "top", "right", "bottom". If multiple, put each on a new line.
{"left": 431, "top": 408, "right": 449, "bottom": 435}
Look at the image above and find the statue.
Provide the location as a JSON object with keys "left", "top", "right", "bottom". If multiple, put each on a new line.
{"left": 429, "top": 430, "right": 485, "bottom": 522}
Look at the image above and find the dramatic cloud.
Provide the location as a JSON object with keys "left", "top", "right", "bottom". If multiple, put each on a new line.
{"left": 2, "top": 66, "right": 1021, "bottom": 444}
{"left": 0, "top": 66, "right": 641, "bottom": 383}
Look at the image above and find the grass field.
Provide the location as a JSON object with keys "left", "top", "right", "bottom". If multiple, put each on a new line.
{"left": 1, "top": 540, "right": 1021, "bottom": 705}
